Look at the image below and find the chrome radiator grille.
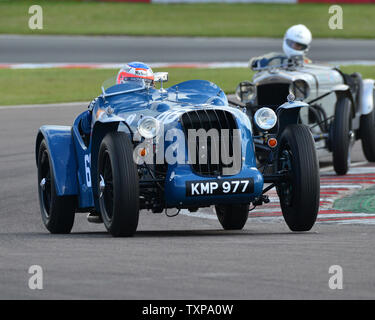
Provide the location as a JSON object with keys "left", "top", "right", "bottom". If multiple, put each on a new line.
{"left": 180, "top": 109, "right": 239, "bottom": 176}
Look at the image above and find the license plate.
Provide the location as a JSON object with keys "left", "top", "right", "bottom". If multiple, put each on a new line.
{"left": 186, "top": 178, "right": 254, "bottom": 197}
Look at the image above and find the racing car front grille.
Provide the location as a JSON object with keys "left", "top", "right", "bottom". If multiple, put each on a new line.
{"left": 180, "top": 109, "right": 240, "bottom": 177}
{"left": 257, "top": 83, "right": 290, "bottom": 109}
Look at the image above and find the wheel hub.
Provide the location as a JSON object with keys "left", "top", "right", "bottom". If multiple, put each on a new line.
{"left": 99, "top": 175, "right": 105, "bottom": 198}
{"left": 40, "top": 178, "right": 46, "bottom": 191}
{"left": 349, "top": 130, "right": 355, "bottom": 141}
{"left": 279, "top": 148, "right": 293, "bottom": 207}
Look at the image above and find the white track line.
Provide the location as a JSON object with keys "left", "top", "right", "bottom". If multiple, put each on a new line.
{"left": 332, "top": 219, "right": 375, "bottom": 225}
{"left": 0, "top": 101, "right": 88, "bottom": 110}
{"left": 320, "top": 161, "right": 369, "bottom": 173}
{"left": 320, "top": 184, "right": 362, "bottom": 189}
{"left": 1, "top": 61, "right": 375, "bottom": 70}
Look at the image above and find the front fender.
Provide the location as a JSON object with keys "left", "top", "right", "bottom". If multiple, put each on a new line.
{"left": 276, "top": 100, "right": 309, "bottom": 133}
{"left": 333, "top": 85, "right": 356, "bottom": 116}
{"left": 331, "top": 84, "right": 350, "bottom": 92}
{"left": 361, "top": 79, "right": 374, "bottom": 115}
{"left": 35, "top": 126, "right": 78, "bottom": 196}
{"left": 90, "top": 115, "right": 125, "bottom": 211}
{"left": 96, "top": 112, "right": 126, "bottom": 125}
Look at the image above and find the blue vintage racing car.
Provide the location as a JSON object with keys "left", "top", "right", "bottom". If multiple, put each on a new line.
{"left": 35, "top": 63, "right": 320, "bottom": 237}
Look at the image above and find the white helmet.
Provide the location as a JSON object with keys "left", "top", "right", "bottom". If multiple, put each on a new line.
{"left": 283, "top": 24, "right": 312, "bottom": 58}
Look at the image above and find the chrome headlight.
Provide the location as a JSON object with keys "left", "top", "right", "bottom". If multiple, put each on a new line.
{"left": 291, "top": 80, "right": 310, "bottom": 100}
{"left": 137, "top": 116, "right": 160, "bottom": 139}
{"left": 235, "top": 81, "right": 256, "bottom": 103}
{"left": 254, "top": 107, "right": 277, "bottom": 131}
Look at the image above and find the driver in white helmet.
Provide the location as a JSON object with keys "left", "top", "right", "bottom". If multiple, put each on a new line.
{"left": 282, "top": 24, "right": 312, "bottom": 61}
{"left": 250, "top": 24, "right": 312, "bottom": 69}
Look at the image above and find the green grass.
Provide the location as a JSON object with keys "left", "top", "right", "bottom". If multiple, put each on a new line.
{"left": 338, "top": 65, "right": 375, "bottom": 79}
{"left": 0, "top": 65, "right": 374, "bottom": 106}
{"left": 0, "top": 0, "right": 374, "bottom": 38}
{"left": 0, "top": 67, "right": 253, "bottom": 105}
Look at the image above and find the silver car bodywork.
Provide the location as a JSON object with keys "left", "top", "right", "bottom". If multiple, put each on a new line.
{"left": 252, "top": 62, "right": 373, "bottom": 118}
{"left": 234, "top": 54, "right": 375, "bottom": 172}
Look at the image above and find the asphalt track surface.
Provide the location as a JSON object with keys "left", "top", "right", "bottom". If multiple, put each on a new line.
{"left": 1, "top": 102, "right": 375, "bottom": 299}
{"left": 1, "top": 35, "right": 375, "bottom": 63}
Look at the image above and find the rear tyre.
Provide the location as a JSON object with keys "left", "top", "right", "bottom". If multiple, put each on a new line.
{"left": 360, "top": 103, "right": 375, "bottom": 162}
{"left": 37, "top": 140, "right": 76, "bottom": 234}
{"left": 215, "top": 204, "right": 249, "bottom": 230}
{"left": 276, "top": 125, "right": 320, "bottom": 232}
{"left": 98, "top": 132, "right": 139, "bottom": 237}
{"left": 332, "top": 96, "right": 353, "bottom": 175}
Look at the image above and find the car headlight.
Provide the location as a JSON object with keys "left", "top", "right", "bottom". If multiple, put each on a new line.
{"left": 291, "top": 80, "right": 310, "bottom": 100}
{"left": 254, "top": 107, "right": 277, "bottom": 131}
{"left": 235, "top": 81, "right": 256, "bottom": 103}
{"left": 137, "top": 116, "right": 160, "bottom": 139}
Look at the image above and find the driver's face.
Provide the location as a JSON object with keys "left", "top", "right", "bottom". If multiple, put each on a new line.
{"left": 292, "top": 42, "right": 305, "bottom": 50}
{"left": 286, "top": 39, "right": 308, "bottom": 51}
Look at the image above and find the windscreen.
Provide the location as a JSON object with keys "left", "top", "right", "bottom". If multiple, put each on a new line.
{"left": 101, "top": 76, "right": 146, "bottom": 96}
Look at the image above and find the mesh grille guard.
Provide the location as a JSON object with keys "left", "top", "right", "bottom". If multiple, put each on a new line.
{"left": 180, "top": 109, "right": 240, "bottom": 177}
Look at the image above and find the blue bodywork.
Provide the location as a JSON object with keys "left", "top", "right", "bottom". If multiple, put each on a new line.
{"left": 36, "top": 125, "right": 78, "bottom": 196}
{"left": 36, "top": 79, "right": 265, "bottom": 211}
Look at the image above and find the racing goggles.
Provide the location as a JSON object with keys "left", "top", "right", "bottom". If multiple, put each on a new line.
{"left": 119, "top": 76, "right": 154, "bottom": 87}
{"left": 286, "top": 39, "right": 309, "bottom": 51}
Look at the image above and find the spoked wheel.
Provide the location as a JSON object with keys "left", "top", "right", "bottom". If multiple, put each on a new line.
{"left": 99, "top": 151, "right": 114, "bottom": 222}
{"left": 276, "top": 125, "right": 320, "bottom": 232}
{"left": 215, "top": 204, "right": 250, "bottom": 230}
{"left": 98, "top": 132, "right": 139, "bottom": 237}
{"left": 37, "top": 140, "right": 76, "bottom": 234}
{"left": 332, "top": 95, "right": 354, "bottom": 175}
{"left": 360, "top": 91, "right": 375, "bottom": 162}
{"left": 39, "top": 149, "right": 52, "bottom": 216}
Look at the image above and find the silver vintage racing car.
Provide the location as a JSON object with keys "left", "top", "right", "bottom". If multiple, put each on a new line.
{"left": 233, "top": 27, "right": 375, "bottom": 175}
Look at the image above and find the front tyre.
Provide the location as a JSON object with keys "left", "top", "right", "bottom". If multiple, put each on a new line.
{"left": 276, "top": 125, "right": 320, "bottom": 232}
{"left": 332, "top": 96, "right": 353, "bottom": 175}
{"left": 37, "top": 140, "right": 76, "bottom": 234}
{"left": 98, "top": 132, "right": 139, "bottom": 237}
{"left": 215, "top": 204, "right": 250, "bottom": 230}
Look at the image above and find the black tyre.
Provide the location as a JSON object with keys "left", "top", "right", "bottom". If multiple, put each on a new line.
{"left": 98, "top": 132, "right": 139, "bottom": 237}
{"left": 332, "top": 95, "right": 353, "bottom": 175}
{"left": 37, "top": 140, "right": 76, "bottom": 234}
{"left": 360, "top": 103, "right": 375, "bottom": 162}
{"left": 215, "top": 204, "right": 249, "bottom": 230}
{"left": 276, "top": 125, "right": 320, "bottom": 232}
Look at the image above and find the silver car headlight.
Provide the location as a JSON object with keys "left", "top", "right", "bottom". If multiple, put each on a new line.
{"left": 254, "top": 107, "right": 277, "bottom": 131}
{"left": 137, "top": 116, "right": 160, "bottom": 139}
{"left": 235, "top": 81, "right": 256, "bottom": 103}
{"left": 291, "top": 80, "right": 310, "bottom": 100}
